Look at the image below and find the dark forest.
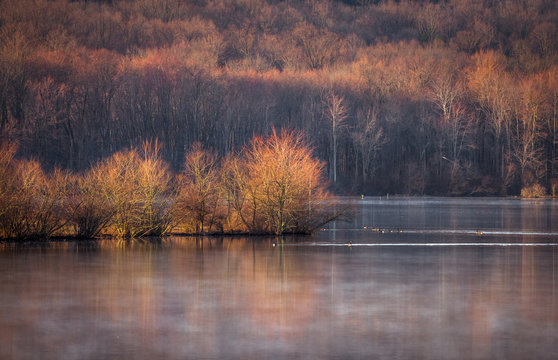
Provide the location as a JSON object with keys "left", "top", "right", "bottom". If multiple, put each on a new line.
{"left": 1, "top": 0, "right": 558, "bottom": 196}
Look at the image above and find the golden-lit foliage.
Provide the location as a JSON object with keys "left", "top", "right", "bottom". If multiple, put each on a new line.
{"left": 66, "top": 140, "right": 176, "bottom": 238}
{"left": 95, "top": 140, "right": 175, "bottom": 238}
{"left": 467, "top": 51, "right": 512, "bottom": 132}
{"left": 219, "top": 154, "right": 250, "bottom": 232}
{"left": 173, "top": 131, "right": 341, "bottom": 235}
{"left": 226, "top": 130, "right": 339, "bottom": 235}
{"left": 520, "top": 183, "right": 546, "bottom": 198}
{"left": 292, "top": 22, "right": 339, "bottom": 70}
{"left": 138, "top": 140, "right": 176, "bottom": 235}
{"left": 175, "top": 143, "right": 222, "bottom": 234}
{"left": 69, "top": 168, "right": 114, "bottom": 238}
{"left": 0, "top": 143, "right": 17, "bottom": 231}
{"left": 98, "top": 150, "right": 142, "bottom": 237}
{"left": 0, "top": 145, "right": 70, "bottom": 239}
{"left": 0, "top": 130, "right": 339, "bottom": 239}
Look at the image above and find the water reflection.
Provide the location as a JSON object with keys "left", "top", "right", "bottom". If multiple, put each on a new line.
{"left": 1, "top": 198, "right": 558, "bottom": 359}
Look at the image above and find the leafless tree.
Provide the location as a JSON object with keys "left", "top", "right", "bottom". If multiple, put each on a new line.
{"left": 324, "top": 92, "right": 348, "bottom": 184}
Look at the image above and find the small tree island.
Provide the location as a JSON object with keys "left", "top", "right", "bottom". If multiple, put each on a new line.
{"left": 0, "top": 130, "right": 344, "bottom": 240}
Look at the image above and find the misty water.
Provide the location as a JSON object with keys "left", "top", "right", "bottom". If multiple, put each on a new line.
{"left": 1, "top": 197, "right": 558, "bottom": 359}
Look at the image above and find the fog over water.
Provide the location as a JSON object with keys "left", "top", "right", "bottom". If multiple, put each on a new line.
{"left": 1, "top": 197, "right": 557, "bottom": 359}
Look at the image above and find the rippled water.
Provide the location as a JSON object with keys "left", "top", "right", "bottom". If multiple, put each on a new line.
{"left": 1, "top": 197, "right": 557, "bottom": 359}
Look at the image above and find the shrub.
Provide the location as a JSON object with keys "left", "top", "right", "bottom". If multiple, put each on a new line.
{"left": 520, "top": 183, "right": 546, "bottom": 198}
{"left": 0, "top": 143, "right": 17, "bottom": 230}
{"left": 219, "top": 154, "right": 253, "bottom": 232}
{"left": 69, "top": 168, "right": 115, "bottom": 238}
{"left": 222, "top": 129, "right": 341, "bottom": 234}
{"left": 136, "top": 141, "right": 176, "bottom": 236}
{"left": 550, "top": 178, "right": 558, "bottom": 197}
{"left": 95, "top": 141, "right": 175, "bottom": 238}
{"left": 0, "top": 157, "right": 69, "bottom": 239}
{"left": 0, "top": 131, "right": 342, "bottom": 239}
{"left": 175, "top": 143, "right": 223, "bottom": 234}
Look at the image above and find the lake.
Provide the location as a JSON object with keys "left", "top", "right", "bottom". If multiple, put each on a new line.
{"left": 1, "top": 197, "right": 557, "bottom": 359}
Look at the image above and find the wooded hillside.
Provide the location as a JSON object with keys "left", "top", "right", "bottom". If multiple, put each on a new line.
{"left": 1, "top": 0, "right": 557, "bottom": 195}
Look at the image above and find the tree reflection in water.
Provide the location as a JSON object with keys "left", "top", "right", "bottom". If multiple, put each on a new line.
{"left": 0, "top": 232, "right": 557, "bottom": 359}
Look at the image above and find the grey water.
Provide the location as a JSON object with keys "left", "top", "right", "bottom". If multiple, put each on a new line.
{"left": 1, "top": 197, "right": 558, "bottom": 359}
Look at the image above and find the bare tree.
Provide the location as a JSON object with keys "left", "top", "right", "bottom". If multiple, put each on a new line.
{"left": 293, "top": 23, "right": 338, "bottom": 70}
{"left": 429, "top": 65, "right": 472, "bottom": 176}
{"left": 237, "top": 129, "right": 338, "bottom": 235}
{"left": 351, "top": 107, "right": 385, "bottom": 182}
{"left": 513, "top": 78, "right": 545, "bottom": 186}
{"left": 468, "top": 51, "right": 514, "bottom": 178}
{"left": 324, "top": 92, "right": 348, "bottom": 184}
{"left": 176, "top": 142, "right": 221, "bottom": 234}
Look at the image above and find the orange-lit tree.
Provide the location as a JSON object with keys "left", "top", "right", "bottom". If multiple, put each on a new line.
{"left": 0, "top": 142, "right": 18, "bottom": 238}
{"left": 175, "top": 143, "right": 223, "bottom": 234}
{"left": 136, "top": 140, "right": 176, "bottom": 236}
{"left": 93, "top": 140, "right": 175, "bottom": 238}
{"left": 0, "top": 143, "right": 70, "bottom": 239}
{"left": 229, "top": 129, "right": 339, "bottom": 235}
{"left": 0, "top": 143, "right": 16, "bottom": 220}
{"left": 68, "top": 168, "right": 115, "bottom": 239}
{"left": 219, "top": 154, "right": 251, "bottom": 232}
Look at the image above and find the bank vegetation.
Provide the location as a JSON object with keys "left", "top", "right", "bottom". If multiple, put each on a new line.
{"left": 0, "top": 131, "right": 343, "bottom": 240}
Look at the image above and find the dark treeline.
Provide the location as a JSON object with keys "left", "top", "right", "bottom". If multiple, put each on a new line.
{"left": 1, "top": 0, "right": 558, "bottom": 195}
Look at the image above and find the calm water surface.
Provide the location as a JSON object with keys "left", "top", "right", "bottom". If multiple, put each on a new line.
{"left": 1, "top": 197, "right": 557, "bottom": 359}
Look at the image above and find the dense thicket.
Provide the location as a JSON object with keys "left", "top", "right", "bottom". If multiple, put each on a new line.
{"left": 1, "top": 0, "right": 558, "bottom": 195}
{"left": 0, "top": 131, "right": 339, "bottom": 239}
